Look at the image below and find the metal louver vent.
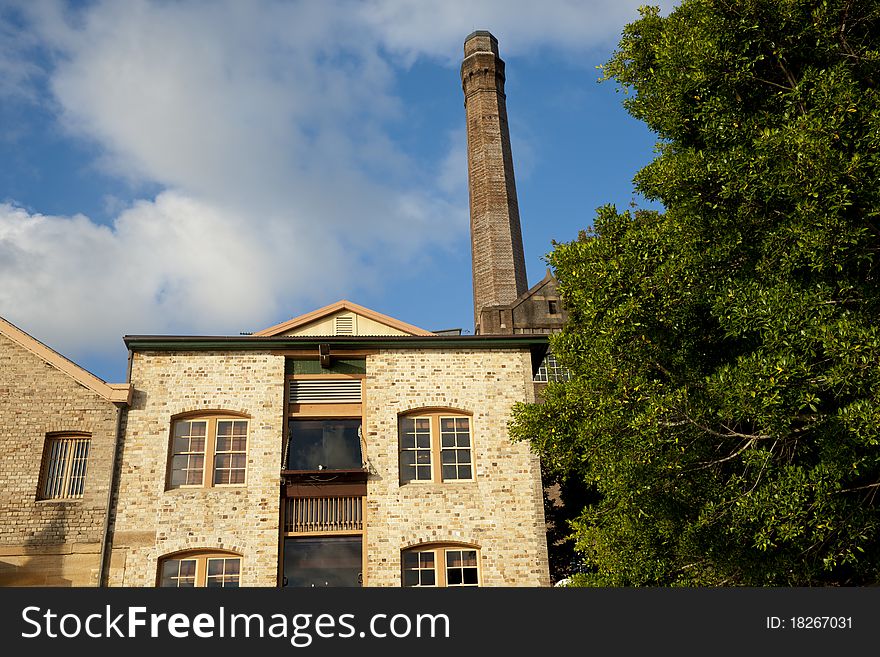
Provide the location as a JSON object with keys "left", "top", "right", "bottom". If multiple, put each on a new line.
{"left": 290, "top": 379, "right": 362, "bottom": 403}
{"left": 335, "top": 315, "right": 355, "bottom": 335}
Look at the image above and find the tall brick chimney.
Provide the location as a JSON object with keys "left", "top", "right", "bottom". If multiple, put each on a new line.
{"left": 461, "top": 30, "right": 528, "bottom": 334}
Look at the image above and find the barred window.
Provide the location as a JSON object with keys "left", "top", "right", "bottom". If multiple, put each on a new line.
{"left": 39, "top": 434, "right": 90, "bottom": 500}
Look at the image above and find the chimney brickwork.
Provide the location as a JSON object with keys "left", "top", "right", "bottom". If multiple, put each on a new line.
{"left": 461, "top": 31, "right": 528, "bottom": 333}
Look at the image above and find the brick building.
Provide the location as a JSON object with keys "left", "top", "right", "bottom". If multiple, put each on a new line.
{"left": 0, "top": 31, "right": 563, "bottom": 587}
{"left": 0, "top": 317, "right": 130, "bottom": 586}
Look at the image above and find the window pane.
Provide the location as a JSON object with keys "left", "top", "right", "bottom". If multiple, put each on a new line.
{"left": 173, "top": 436, "right": 191, "bottom": 453}
{"left": 440, "top": 418, "right": 454, "bottom": 431}
{"left": 288, "top": 420, "right": 362, "bottom": 470}
{"left": 441, "top": 465, "right": 457, "bottom": 480}
{"left": 463, "top": 568, "right": 479, "bottom": 585}
{"left": 170, "top": 421, "right": 207, "bottom": 489}
{"left": 458, "top": 465, "right": 472, "bottom": 480}
{"left": 447, "top": 568, "right": 463, "bottom": 585}
{"left": 440, "top": 433, "right": 455, "bottom": 448}
{"left": 284, "top": 537, "right": 362, "bottom": 587}
{"left": 160, "top": 559, "right": 197, "bottom": 587}
{"left": 457, "top": 449, "right": 471, "bottom": 464}
{"left": 402, "top": 550, "right": 436, "bottom": 588}
{"left": 416, "top": 434, "right": 431, "bottom": 449}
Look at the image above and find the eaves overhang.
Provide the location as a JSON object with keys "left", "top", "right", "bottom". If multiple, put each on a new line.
{"left": 123, "top": 333, "right": 550, "bottom": 377}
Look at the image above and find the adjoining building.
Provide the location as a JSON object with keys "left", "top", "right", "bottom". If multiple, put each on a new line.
{"left": 0, "top": 317, "right": 130, "bottom": 586}
{"left": 0, "top": 31, "right": 564, "bottom": 587}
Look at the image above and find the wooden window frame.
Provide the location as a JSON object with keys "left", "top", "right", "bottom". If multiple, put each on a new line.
{"left": 167, "top": 413, "right": 250, "bottom": 490}
{"left": 157, "top": 551, "right": 242, "bottom": 587}
{"left": 398, "top": 410, "right": 474, "bottom": 484}
{"left": 401, "top": 544, "right": 481, "bottom": 587}
{"left": 38, "top": 432, "right": 91, "bottom": 501}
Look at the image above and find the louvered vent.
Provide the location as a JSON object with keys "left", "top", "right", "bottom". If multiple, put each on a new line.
{"left": 334, "top": 315, "right": 355, "bottom": 335}
{"left": 290, "top": 379, "right": 362, "bottom": 403}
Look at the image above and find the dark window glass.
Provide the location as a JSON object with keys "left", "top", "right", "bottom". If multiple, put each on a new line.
{"left": 283, "top": 536, "right": 362, "bottom": 587}
{"left": 287, "top": 419, "right": 362, "bottom": 470}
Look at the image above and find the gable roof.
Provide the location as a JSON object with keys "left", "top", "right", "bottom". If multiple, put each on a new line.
{"left": 0, "top": 316, "right": 131, "bottom": 404}
{"left": 252, "top": 300, "right": 435, "bottom": 337}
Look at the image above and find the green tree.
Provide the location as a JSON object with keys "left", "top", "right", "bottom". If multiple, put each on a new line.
{"left": 511, "top": 0, "right": 880, "bottom": 586}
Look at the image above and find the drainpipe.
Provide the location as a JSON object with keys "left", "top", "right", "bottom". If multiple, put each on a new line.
{"left": 97, "top": 349, "right": 132, "bottom": 587}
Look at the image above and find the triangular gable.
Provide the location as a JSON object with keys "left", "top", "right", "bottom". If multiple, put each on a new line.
{"left": 509, "top": 269, "right": 558, "bottom": 310}
{"left": 253, "top": 300, "right": 435, "bottom": 337}
{"left": 0, "top": 316, "right": 131, "bottom": 404}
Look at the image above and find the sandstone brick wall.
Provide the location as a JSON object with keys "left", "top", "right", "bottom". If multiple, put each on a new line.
{"left": 0, "top": 332, "right": 121, "bottom": 586}
{"left": 363, "top": 348, "right": 550, "bottom": 587}
{"left": 110, "top": 345, "right": 549, "bottom": 588}
{"left": 108, "top": 351, "right": 285, "bottom": 587}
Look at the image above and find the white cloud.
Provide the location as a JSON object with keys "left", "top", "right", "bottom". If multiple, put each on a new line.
{"left": 0, "top": 0, "right": 671, "bottom": 364}
{"left": 356, "top": 0, "right": 677, "bottom": 64}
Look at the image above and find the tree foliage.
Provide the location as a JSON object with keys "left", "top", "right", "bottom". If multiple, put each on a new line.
{"left": 510, "top": 0, "right": 880, "bottom": 585}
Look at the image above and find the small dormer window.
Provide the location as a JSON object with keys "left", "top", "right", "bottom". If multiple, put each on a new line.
{"left": 547, "top": 299, "right": 559, "bottom": 315}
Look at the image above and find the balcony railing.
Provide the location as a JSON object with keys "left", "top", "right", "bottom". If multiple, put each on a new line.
{"left": 285, "top": 496, "right": 363, "bottom": 534}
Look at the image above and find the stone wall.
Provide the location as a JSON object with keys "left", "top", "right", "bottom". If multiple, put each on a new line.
{"left": 109, "top": 345, "right": 549, "bottom": 587}
{"left": 363, "top": 348, "right": 550, "bottom": 586}
{"left": 0, "top": 333, "right": 121, "bottom": 586}
{"left": 107, "top": 351, "right": 285, "bottom": 586}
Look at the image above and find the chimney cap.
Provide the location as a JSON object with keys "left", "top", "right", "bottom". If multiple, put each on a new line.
{"left": 464, "top": 30, "right": 499, "bottom": 57}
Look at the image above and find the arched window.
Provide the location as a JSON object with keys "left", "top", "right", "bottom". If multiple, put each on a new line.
{"left": 157, "top": 550, "right": 241, "bottom": 587}
{"left": 398, "top": 409, "right": 474, "bottom": 484}
{"left": 401, "top": 544, "right": 480, "bottom": 587}
{"left": 167, "top": 412, "right": 250, "bottom": 489}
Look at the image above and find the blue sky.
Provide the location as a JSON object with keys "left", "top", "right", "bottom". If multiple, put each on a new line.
{"left": 0, "top": 0, "right": 673, "bottom": 383}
